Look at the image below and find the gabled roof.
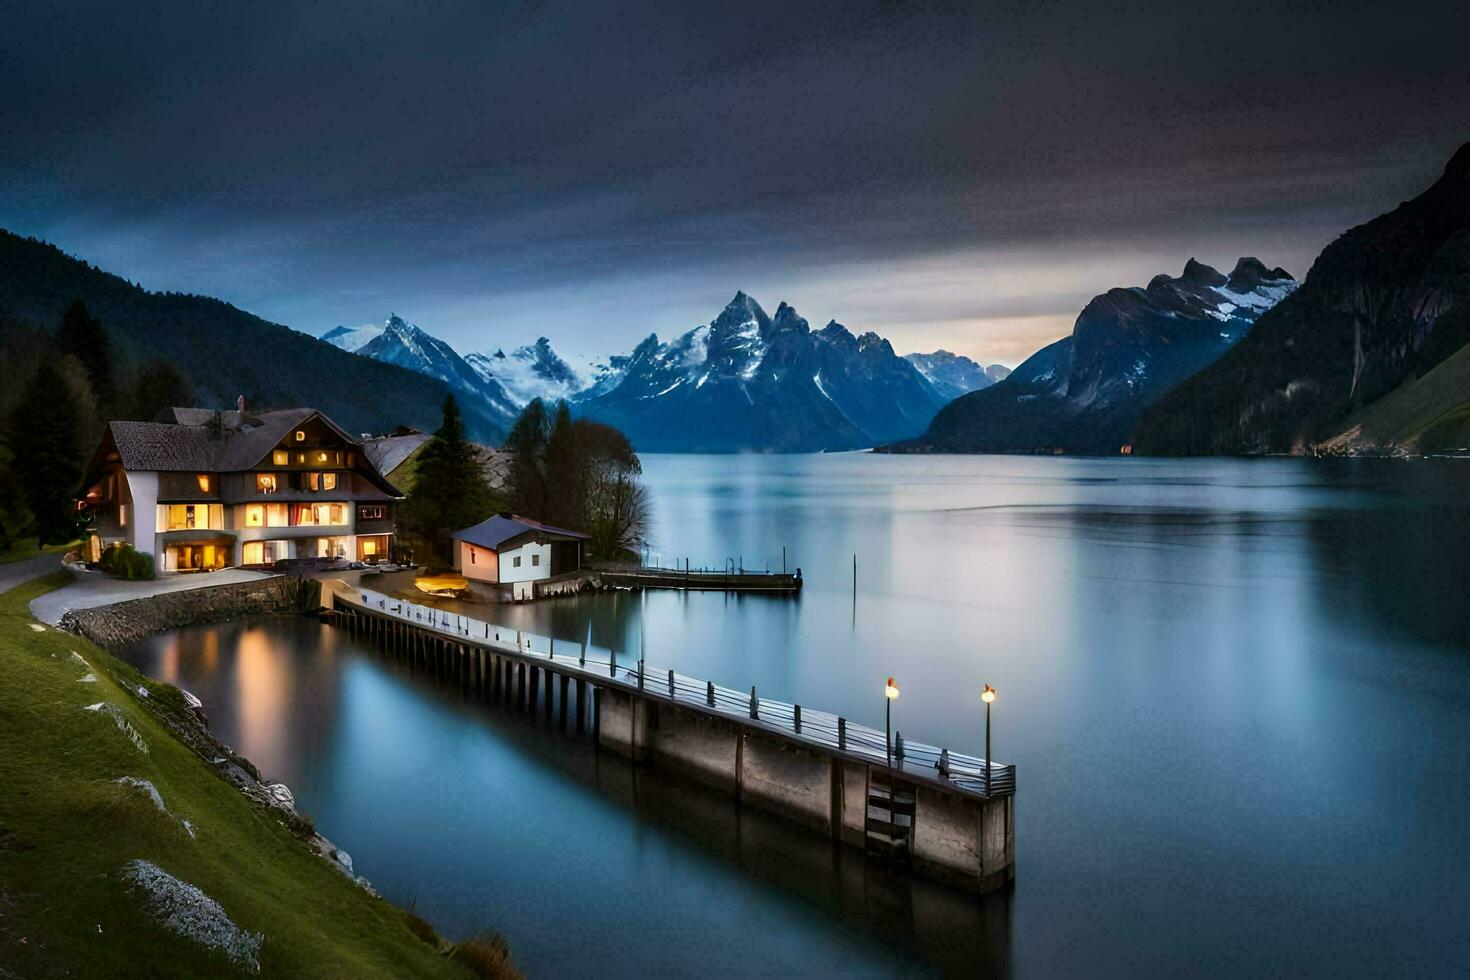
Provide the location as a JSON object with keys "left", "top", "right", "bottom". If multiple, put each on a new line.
{"left": 451, "top": 513, "right": 590, "bottom": 550}
{"left": 108, "top": 408, "right": 335, "bottom": 472}
{"left": 83, "top": 407, "right": 404, "bottom": 497}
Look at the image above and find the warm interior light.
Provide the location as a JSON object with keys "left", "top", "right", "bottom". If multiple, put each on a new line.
{"left": 981, "top": 684, "right": 996, "bottom": 704}
{"left": 295, "top": 430, "right": 305, "bottom": 442}
{"left": 885, "top": 677, "right": 900, "bottom": 700}
{"left": 196, "top": 474, "right": 210, "bottom": 492}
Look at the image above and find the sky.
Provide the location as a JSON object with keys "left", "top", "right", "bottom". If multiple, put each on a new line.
{"left": 1, "top": 0, "right": 1465, "bottom": 366}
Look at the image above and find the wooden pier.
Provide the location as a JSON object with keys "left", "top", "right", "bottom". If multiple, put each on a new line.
{"left": 591, "top": 562, "right": 802, "bottom": 592}
{"left": 323, "top": 582, "right": 1015, "bottom": 895}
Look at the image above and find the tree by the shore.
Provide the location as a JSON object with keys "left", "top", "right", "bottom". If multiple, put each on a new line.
{"left": 398, "top": 394, "right": 498, "bottom": 565}
{"left": 503, "top": 399, "right": 647, "bottom": 560}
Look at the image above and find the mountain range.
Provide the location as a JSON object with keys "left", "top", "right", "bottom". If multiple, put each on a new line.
{"left": 897, "top": 257, "right": 1297, "bottom": 453}
{"left": 327, "top": 293, "right": 1007, "bottom": 452}
{"left": 1135, "top": 142, "right": 1470, "bottom": 455}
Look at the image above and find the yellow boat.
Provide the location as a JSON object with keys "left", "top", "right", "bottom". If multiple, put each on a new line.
{"left": 413, "top": 573, "right": 469, "bottom": 596}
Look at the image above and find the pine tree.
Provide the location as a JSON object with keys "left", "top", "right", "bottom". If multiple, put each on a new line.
{"left": 0, "top": 442, "right": 35, "bottom": 552}
{"left": 5, "top": 360, "right": 87, "bottom": 544}
{"left": 125, "top": 360, "right": 194, "bottom": 421}
{"left": 398, "top": 395, "right": 497, "bottom": 565}
{"left": 543, "top": 401, "right": 583, "bottom": 527}
{"left": 503, "top": 398, "right": 550, "bottom": 517}
{"left": 56, "top": 300, "right": 114, "bottom": 413}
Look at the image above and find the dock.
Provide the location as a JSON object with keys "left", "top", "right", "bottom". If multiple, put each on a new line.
{"left": 590, "top": 562, "right": 802, "bottom": 592}
{"left": 324, "top": 583, "right": 1015, "bottom": 895}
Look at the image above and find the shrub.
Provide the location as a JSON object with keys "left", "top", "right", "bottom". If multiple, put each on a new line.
{"left": 98, "top": 543, "right": 155, "bottom": 580}
{"left": 449, "top": 932, "right": 521, "bottom": 980}
{"left": 404, "top": 912, "right": 439, "bottom": 946}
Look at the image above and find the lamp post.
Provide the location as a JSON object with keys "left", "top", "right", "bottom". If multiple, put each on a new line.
{"left": 981, "top": 684, "right": 997, "bottom": 796}
{"left": 884, "top": 676, "right": 900, "bottom": 766}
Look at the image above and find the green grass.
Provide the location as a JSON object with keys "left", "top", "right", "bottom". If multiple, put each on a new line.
{"left": 1323, "top": 340, "right": 1470, "bottom": 453}
{"left": 0, "top": 539, "right": 77, "bottom": 565}
{"left": 0, "top": 573, "right": 484, "bottom": 978}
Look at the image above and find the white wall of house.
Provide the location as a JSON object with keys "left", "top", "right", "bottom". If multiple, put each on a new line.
{"left": 457, "top": 541, "right": 500, "bottom": 584}
{"left": 126, "top": 471, "right": 159, "bottom": 560}
{"left": 500, "top": 540, "right": 552, "bottom": 584}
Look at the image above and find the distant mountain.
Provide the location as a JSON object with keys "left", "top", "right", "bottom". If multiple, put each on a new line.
{"left": 466, "top": 337, "right": 596, "bottom": 407}
{"left": 1136, "top": 142, "right": 1470, "bottom": 455}
{"left": 324, "top": 314, "right": 520, "bottom": 426}
{"left": 904, "top": 350, "right": 1009, "bottom": 400}
{"left": 576, "top": 291, "right": 948, "bottom": 452}
{"left": 0, "top": 230, "right": 509, "bottom": 441}
{"left": 895, "top": 258, "right": 1296, "bottom": 454}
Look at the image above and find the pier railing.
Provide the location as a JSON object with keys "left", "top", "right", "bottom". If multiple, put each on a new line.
{"left": 346, "top": 586, "right": 1015, "bottom": 798}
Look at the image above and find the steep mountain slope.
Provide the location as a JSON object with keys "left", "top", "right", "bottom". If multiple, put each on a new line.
{"left": 1317, "top": 340, "right": 1470, "bottom": 455}
{"left": 898, "top": 258, "right": 1295, "bottom": 454}
{"left": 0, "top": 230, "right": 508, "bottom": 441}
{"left": 576, "top": 292, "right": 948, "bottom": 452}
{"left": 325, "top": 314, "right": 520, "bottom": 426}
{"left": 904, "top": 350, "right": 1009, "bottom": 400}
{"left": 1136, "top": 143, "right": 1470, "bottom": 455}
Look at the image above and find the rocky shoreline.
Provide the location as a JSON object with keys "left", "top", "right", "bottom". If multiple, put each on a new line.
{"left": 54, "top": 576, "right": 371, "bottom": 893}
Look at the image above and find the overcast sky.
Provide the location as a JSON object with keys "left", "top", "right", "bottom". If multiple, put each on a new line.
{"left": 2, "top": 1, "right": 1464, "bottom": 365}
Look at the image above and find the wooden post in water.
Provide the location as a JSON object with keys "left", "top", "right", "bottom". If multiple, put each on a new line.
{"left": 575, "top": 677, "right": 586, "bottom": 735}
{"left": 529, "top": 666, "right": 540, "bottom": 715}
{"left": 544, "top": 669, "right": 553, "bottom": 720}
{"left": 559, "top": 674, "right": 570, "bottom": 732}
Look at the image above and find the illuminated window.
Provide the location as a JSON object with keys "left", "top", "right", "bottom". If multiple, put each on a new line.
{"left": 243, "top": 541, "right": 263, "bottom": 565}
{"left": 363, "top": 539, "right": 377, "bottom": 556}
{"left": 306, "top": 472, "right": 319, "bottom": 492}
{"left": 358, "top": 505, "right": 385, "bottom": 520}
{"left": 323, "top": 473, "right": 337, "bottom": 491}
{"left": 267, "top": 504, "right": 288, "bottom": 527}
{"left": 272, "top": 450, "right": 288, "bottom": 465}
{"left": 317, "top": 451, "right": 328, "bottom": 463}
{"left": 245, "top": 505, "right": 264, "bottom": 527}
{"left": 295, "top": 430, "right": 305, "bottom": 442}
{"left": 196, "top": 474, "right": 210, "bottom": 492}
{"left": 296, "top": 453, "right": 305, "bottom": 464}
{"left": 256, "top": 474, "right": 277, "bottom": 494}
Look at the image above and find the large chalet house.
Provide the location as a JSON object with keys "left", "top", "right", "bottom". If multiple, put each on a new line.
{"left": 78, "top": 405, "right": 403, "bottom": 572}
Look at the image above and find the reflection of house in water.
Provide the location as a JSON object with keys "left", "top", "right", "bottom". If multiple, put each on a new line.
{"left": 77, "top": 402, "right": 403, "bottom": 572}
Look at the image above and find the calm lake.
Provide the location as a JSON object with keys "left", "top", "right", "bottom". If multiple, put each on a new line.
{"left": 119, "top": 454, "right": 1470, "bottom": 976}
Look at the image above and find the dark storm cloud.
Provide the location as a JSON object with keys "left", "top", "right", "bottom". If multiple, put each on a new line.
{"left": 1, "top": 0, "right": 1465, "bottom": 361}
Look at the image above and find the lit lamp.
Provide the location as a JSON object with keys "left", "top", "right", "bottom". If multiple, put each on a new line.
{"left": 981, "top": 684, "right": 997, "bottom": 796}
{"left": 884, "top": 676, "right": 900, "bottom": 766}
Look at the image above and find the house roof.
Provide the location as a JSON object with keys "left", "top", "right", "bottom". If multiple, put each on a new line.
{"left": 451, "top": 513, "right": 590, "bottom": 550}
{"left": 83, "top": 407, "right": 403, "bottom": 497}
{"left": 361, "top": 433, "right": 432, "bottom": 477}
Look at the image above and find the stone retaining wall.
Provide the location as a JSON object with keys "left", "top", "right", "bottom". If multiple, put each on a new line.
{"left": 60, "top": 577, "right": 320, "bottom": 649}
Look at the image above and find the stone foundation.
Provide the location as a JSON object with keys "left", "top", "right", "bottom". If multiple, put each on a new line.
{"left": 60, "top": 577, "right": 319, "bottom": 648}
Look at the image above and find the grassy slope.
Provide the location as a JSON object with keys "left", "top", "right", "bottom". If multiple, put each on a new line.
{"left": 0, "top": 540, "right": 76, "bottom": 565}
{"left": 1321, "top": 340, "right": 1470, "bottom": 453}
{"left": 0, "top": 574, "right": 473, "bottom": 979}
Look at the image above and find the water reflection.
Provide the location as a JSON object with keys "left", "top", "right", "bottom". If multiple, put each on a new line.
{"left": 119, "top": 454, "right": 1470, "bottom": 977}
